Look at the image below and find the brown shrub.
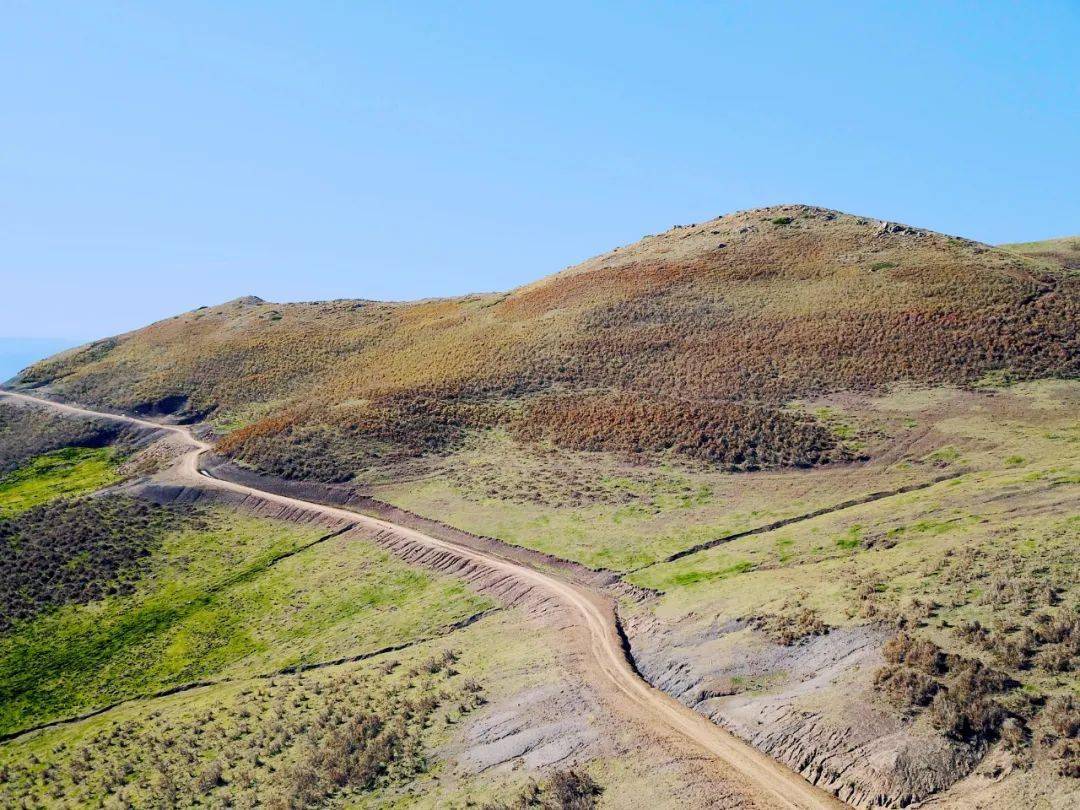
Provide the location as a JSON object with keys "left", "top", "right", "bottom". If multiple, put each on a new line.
{"left": 547, "top": 768, "right": 603, "bottom": 809}
{"left": 876, "top": 632, "right": 1013, "bottom": 743}
{"left": 1046, "top": 695, "right": 1079, "bottom": 739}
{"left": 873, "top": 665, "right": 941, "bottom": 708}
{"left": 514, "top": 394, "right": 847, "bottom": 471}
{"left": 882, "top": 632, "right": 946, "bottom": 675}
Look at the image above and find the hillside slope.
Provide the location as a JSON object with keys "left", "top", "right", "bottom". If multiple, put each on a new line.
{"left": 14, "top": 204, "right": 1078, "bottom": 485}
{"left": 1001, "top": 234, "right": 1080, "bottom": 271}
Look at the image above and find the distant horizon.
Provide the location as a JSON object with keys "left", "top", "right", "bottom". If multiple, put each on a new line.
{"left": 0, "top": 337, "right": 87, "bottom": 384}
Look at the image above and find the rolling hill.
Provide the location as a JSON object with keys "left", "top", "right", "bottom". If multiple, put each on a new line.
{"left": 13, "top": 205, "right": 1078, "bottom": 485}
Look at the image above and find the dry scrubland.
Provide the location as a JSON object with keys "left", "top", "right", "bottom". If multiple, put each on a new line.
{"left": 620, "top": 380, "right": 1079, "bottom": 806}
{"left": 4, "top": 205, "right": 1079, "bottom": 806}
{"left": 17, "top": 206, "right": 1077, "bottom": 485}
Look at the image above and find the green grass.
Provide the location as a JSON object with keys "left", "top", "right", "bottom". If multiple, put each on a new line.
{"left": 667, "top": 560, "right": 753, "bottom": 588}
{"left": 372, "top": 430, "right": 929, "bottom": 572}
{"left": 629, "top": 382, "right": 1079, "bottom": 617}
{"left": 835, "top": 524, "right": 863, "bottom": 549}
{"left": 925, "top": 445, "right": 961, "bottom": 463}
{"left": 0, "top": 508, "right": 491, "bottom": 735}
{"left": 0, "top": 447, "right": 120, "bottom": 515}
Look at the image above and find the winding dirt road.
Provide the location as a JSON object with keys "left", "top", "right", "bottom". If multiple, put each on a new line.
{"left": 1, "top": 389, "right": 843, "bottom": 810}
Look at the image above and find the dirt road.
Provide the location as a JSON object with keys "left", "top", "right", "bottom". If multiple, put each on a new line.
{"left": 0, "top": 389, "right": 844, "bottom": 809}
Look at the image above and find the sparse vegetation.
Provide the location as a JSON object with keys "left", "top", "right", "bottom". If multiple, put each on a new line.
{"left": 0, "top": 495, "right": 192, "bottom": 630}
{"left": 0, "top": 652, "right": 482, "bottom": 808}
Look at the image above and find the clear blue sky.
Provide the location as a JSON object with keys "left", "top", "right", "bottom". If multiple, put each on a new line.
{"left": 2, "top": 1, "right": 1077, "bottom": 344}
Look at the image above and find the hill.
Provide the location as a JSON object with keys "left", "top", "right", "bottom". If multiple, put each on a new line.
{"left": 1001, "top": 235, "right": 1080, "bottom": 271}
{"left": 3, "top": 205, "right": 1078, "bottom": 808}
{"left": 14, "top": 205, "right": 1077, "bottom": 485}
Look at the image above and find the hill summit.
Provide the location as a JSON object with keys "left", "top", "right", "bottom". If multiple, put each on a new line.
{"left": 15, "top": 205, "right": 1078, "bottom": 482}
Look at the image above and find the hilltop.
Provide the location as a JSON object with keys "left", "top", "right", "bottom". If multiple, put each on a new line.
{"left": 14, "top": 204, "right": 1077, "bottom": 484}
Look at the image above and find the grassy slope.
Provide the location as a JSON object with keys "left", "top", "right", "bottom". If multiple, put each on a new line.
{"left": 0, "top": 446, "right": 120, "bottom": 515}
{"left": 0, "top": 507, "right": 492, "bottom": 735}
{"left": 633, "top": 380, "right": 1077, "bottom": 597}
{"left": 369, "top": 380, "right": 1049, "bottom": 572}
{"left": 624, "top": 380, "right": 1078, "bottom": 772}
{"left": 371, "top": 429, "right": 932, "bottom": 571}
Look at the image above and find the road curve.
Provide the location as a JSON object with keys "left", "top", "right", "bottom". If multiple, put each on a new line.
{"left": 0, "top": 389, "right": 844, "bottom": 810}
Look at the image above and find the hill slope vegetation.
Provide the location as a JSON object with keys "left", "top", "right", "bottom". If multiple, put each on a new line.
{"left": 15, "top": 205, "right": 1078, "bottom": 485}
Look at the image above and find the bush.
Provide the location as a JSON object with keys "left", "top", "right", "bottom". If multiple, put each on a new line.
{"left": 875, "top": 632, "right": 1012, "bottom": 743}
{"left": 1046, "top": 695, "right": 1079, "bottom": 739}
{"left": 483, "top": 768, "right": 603, "bottom": 809}
{"left": 548, "top": 769, "right": 603, "bottom": 809}
{"left": 874, "top": 665, "right": 941, "bottom": 708}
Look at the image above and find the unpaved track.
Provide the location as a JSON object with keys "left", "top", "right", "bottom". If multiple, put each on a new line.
{"left": 1, "top": 389, "right": 844, "bottom": 810}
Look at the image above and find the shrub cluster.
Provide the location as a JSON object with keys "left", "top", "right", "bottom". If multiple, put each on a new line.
{"left": 1043, "top": 695, "right": 1079, "bottom": 777}
{"left": 747, "top": 607, "right": 830, "bottom": 646}
{"left": 483, "top": 768, "right": 604, "bottom": 809}
{"left": 0, "top": 651, "right": 481, "bottom": 807}
{"left": 874, "top": 632, "right": 1010, "bottom": 742}
{"left": 0, "top": 496, "right": 192, "bottom": 630}
{"left": 513, "top": 394, "right": 848, "bottom": 470}
{"left": 217, "top": 396, "right": 504, "bottom": 482}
